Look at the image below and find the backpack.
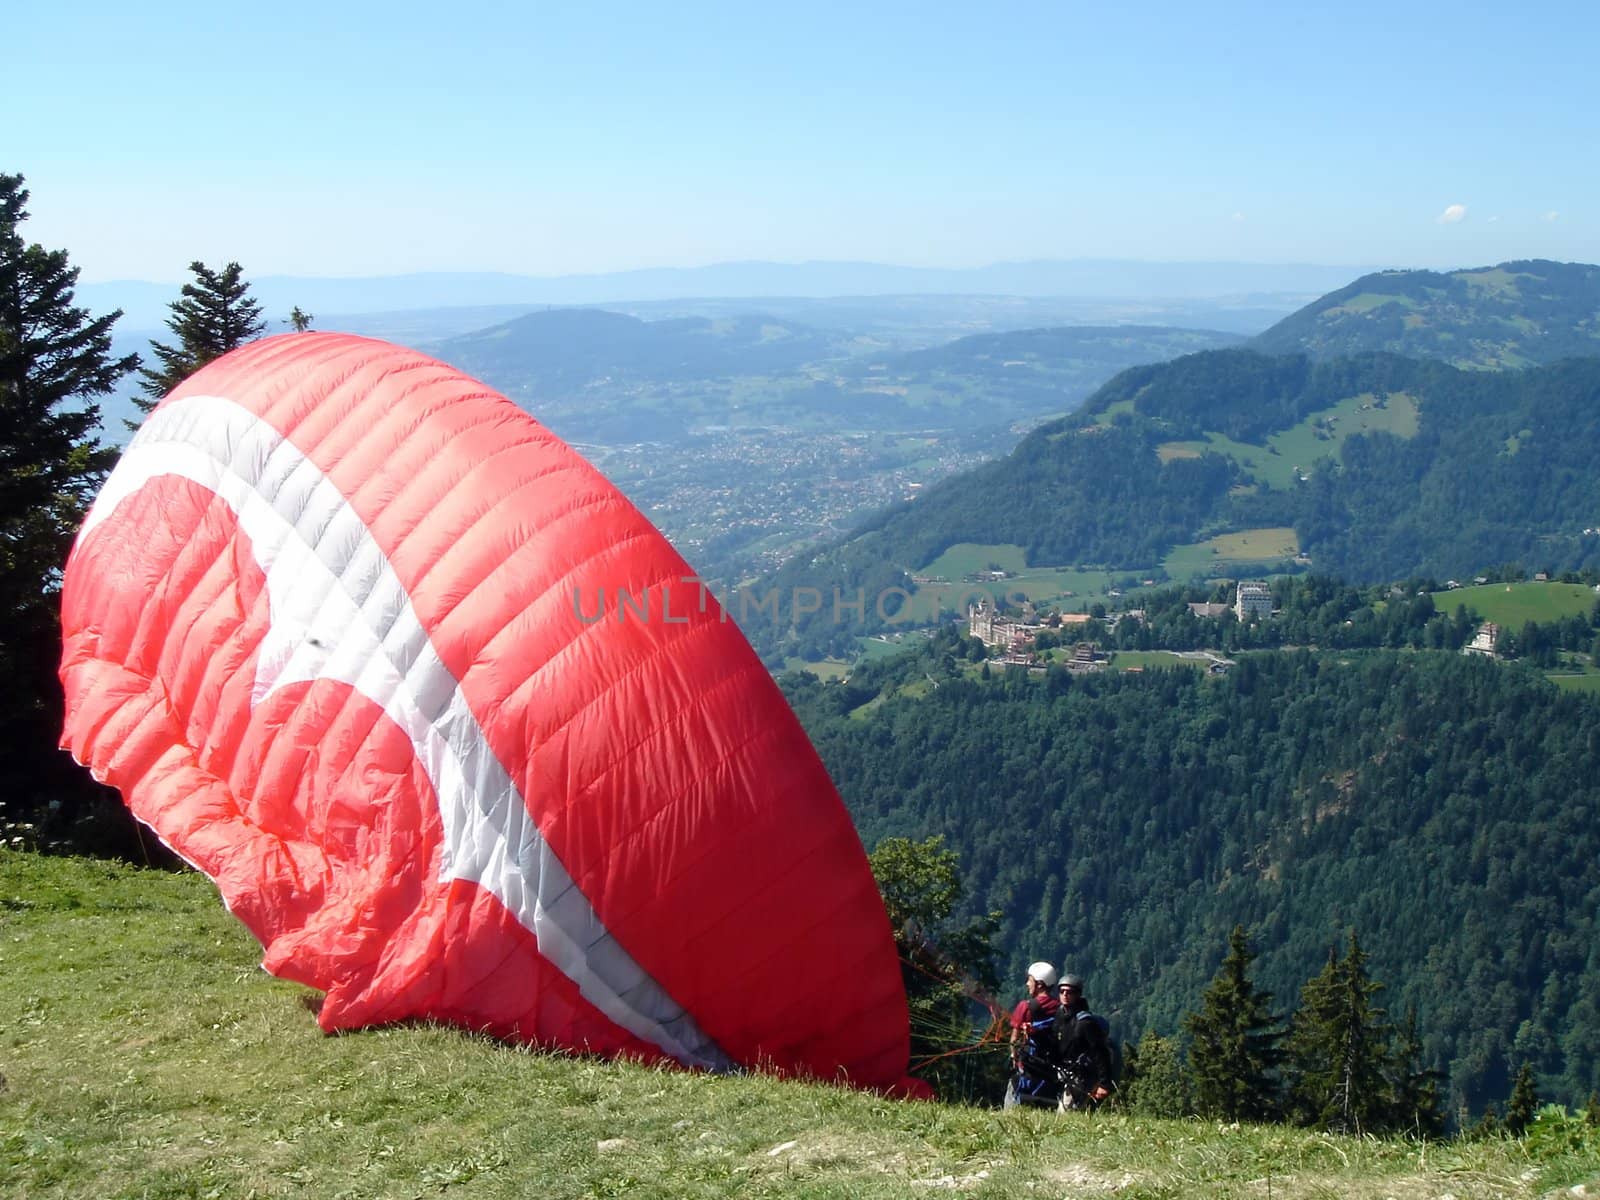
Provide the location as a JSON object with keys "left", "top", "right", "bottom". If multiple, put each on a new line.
{"left": 1019, "top": 996, "right": 1060, "bottom": 1072}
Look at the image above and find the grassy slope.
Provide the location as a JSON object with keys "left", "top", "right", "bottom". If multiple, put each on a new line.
{"left": 1157, "top": 391, "right": 1421, "bottom": 490}
{"left": 1431, "top": 581, "right": 1598, "bottom": 626}
{"left": 3, "top": 851, "right": 1596, "bottom": 1199}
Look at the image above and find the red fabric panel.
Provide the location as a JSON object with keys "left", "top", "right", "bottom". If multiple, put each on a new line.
{"left": 60, "top": 332, "right": 913, "bottom": 1091}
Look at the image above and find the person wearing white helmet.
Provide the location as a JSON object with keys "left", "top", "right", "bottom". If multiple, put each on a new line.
{"left": 1003, "top": 960, "right": 1062, "bottom": 1107}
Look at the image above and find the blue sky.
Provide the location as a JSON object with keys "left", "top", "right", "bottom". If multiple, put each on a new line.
{"left": 14, "top": 0, "right": 1598, "bottom": 282}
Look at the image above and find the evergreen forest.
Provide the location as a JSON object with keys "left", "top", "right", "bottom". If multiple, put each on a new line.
{"left": 783, "top": 631, "right": 1600, "bottom": 1116}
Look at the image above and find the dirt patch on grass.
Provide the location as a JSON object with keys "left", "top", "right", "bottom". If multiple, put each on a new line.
{"left": 1041, "top": 1161, "right": 1140, "bottom": 1191}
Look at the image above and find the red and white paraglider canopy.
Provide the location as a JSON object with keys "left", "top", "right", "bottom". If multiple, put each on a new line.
{"left": 60, "top": 332, "right": 917, "bottom": 1093}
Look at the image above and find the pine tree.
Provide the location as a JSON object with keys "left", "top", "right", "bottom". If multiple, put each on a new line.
{"left": 1471, "top": 1104, "right": 1503, "bottom": 1139}
{"left": 1283, "top": 932, "right": 1394, "bottom": 1134}
{"left": 1504, "top": 1061, "right": 1539, "bottom": 1136}
{"left": 288, "top": 306, "right": 313, "bottom": 332}
{"left": 1183, "top": 925, "right": 1284, "bottom": 1122}
{"left": 1122, "top": 1030, "right": 1191, "bottom": 1117}
{"left": 134, "top": 260, "right": 264, "bottom": 417}
{"left": 1386, "top": 1003, "right": 1444, "bottom": 1138}
{"left": 0, "top": 172, "right": 135, "bottom": 842}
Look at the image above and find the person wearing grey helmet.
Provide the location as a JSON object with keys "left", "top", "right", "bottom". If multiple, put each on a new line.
{"left": 1054, "top": 972, "right": 1114, "bottom": 1109}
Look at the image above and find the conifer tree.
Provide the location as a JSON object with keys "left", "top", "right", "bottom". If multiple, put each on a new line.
{"left": 1183, "top": 925, "right": 1284, "bottom": 1122}
{"left": 1122, "top": 1030, "right": 1191, "bottom": 1117}
{"left": 1386, "top": 1003, "right": 1444, "bottom": 1138}
{"left": 1471, "top": 1104, "right": 1503, "bottom": 1139}
{"left": 0, "top": 171, "right": 135, "bottom": 841}
{"left": 1504, "top": 1061, "right": 1539, "bottom": 1136}
{"left": 1284, "top": 932, "right": 1394, "bottom": 1134}
{"left": 134, "top": 260, "right": 264, "bottom": 418}
{"left": 288, "top": 305, "right": 313, "bottom": 332}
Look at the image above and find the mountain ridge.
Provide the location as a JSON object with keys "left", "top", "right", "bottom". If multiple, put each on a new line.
{"left": 78, "top": 258, "right": 1377, "bottom": 331}
{"left": 1251, "top": 258, "right": 1600, "bottom": 367}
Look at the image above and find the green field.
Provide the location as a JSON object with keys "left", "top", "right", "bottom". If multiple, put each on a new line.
{"left": 1431, "top": 581, "right": 1599, "bottom": 626}
{"left": 920, "top": 543, "right": 1029, "bottom": 577}
{"left": 914, "top": 543, "right": 1124, "bottom": 615}
{"left": 1332, "top": 292, "right": 1418, "bottom": 314}
{"left": 1108, "top": 651, "right": 1207, "bottom": 671}
{"left": 1262, "top": 392, "right": 1419, "bottom": 484}
{"left": 1156, "top": 392, "right": 1420, "bottom": 489}
{"left": 781, "top": 656, "right": 851, "bottom": 680}
{"left": 1162, "top": 527, "right": 1300, "bottom": 580}
{"left": 1089, "top": 397, "right": 1136, "bottom": 426}
{"left": 856, "top": 634, "right": 923, "bottom": 662}
{"left": 4, "top": 850, "right": 1596, "bottom": 1198}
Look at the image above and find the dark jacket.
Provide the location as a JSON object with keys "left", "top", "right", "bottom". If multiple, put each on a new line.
{"left": 1054, "top": 999, "right": 1113, "bottom": 1088}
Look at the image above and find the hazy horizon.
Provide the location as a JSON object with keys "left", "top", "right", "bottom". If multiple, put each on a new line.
{"left": 15, "top": 1, "right": 1597, "bottom": 284}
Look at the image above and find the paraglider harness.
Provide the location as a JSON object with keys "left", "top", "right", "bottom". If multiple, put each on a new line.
{"left": 1053, "top": 1008, "right": 1115, "bottom": 1110}
{"left": 1008, "top": 1004, "right": 1115, "bottom": 1111}
{"left": 1007, "top": 995, "right": 1061, "bottom": 1108}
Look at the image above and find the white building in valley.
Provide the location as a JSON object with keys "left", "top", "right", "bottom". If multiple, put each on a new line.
{"left": 1234, "top": 581, "right": 1273, "bottom": 621}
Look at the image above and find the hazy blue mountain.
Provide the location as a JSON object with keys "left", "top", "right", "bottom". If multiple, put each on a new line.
{"left": 598, "top": 293, "right": 1302, "bottom": 341}
{"left": 867, "top": 324, "right": 1243, "bottom": 374}
{"left": 1252, "top": 258, "right": 1600, "bottom": 367}
{"left": 830, "top": 325, "right": 1244, "bottom": 428}
{"left": 434, "top": 308, "right": 853, "bottom": 390}
{"left": 423, "top": 308, "right": 1267, "bottom": 448}
{"left": 77, "top": 258, "right": 1375, "bottom": 331}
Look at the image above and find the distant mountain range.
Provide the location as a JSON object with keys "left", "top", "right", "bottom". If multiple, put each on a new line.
{"left": 425, "top": 308, "right": 1246, "bottom": 444}
{"left": 435, "top": 309, "right": 855, "bottom": 394}
{"left": 1252, "top": 259, "right": 1600, "bottom": 367}
{"left": 77, "top": 258, "right": 1376, "bottom": 333}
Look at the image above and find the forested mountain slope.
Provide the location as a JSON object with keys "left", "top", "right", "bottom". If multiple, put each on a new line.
{"left": 745, "top": 352, "right": 1600, "bottom": 659}
{"left": 784, "top": 639, "right": 1600, "bottom": 1114}
{"left": 1251, "top": 259, "right": 1600, "bottom": 367}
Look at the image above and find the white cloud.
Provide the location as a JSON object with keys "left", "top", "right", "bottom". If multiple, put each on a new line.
{"left": 1436, "top": 203, "right": 1467, "bottom": 224}
{"left": 1542, "top": 210, "right": 1560, "bottom": 222}
{"left": 1231, "top": 211, "right": 1246, "bottom": 223}
{"left": 1487, "top": 215, "right": 1500, "bottom": 223}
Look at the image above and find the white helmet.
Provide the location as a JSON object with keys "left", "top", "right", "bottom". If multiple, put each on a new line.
{"left": 1027, "top": 961, "right": 1058, "bottom": 989}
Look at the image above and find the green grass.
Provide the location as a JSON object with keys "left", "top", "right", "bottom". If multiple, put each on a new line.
{"left": 913, "top": 544, "right": 1124, "bottom": 616}
{"left": 4, "top": 851, "right": 1595, "bottom": 1198}
{"left": 1457, "top": 267, "right": 1525, "bottom": 296}
{"left": 1432, "top": 581, "right": 1599, "bottom": 626}
{"left": 1108, "top": 651, "right": 1208, "bottom": 671}
{"left": 920, "top": 543, "right": 1029, "bottom": 578}
{"left": 1162, "top": 527, "right": 1300, "bottom": 580}
{"left": 856, "top": 634, "right": 921, "bottom": 662}
{"left": 1157, "top": 393, "right": 1421, "bottom": 490}
{"left": 1261, "top": 392, "right": 1419, "bottom": 484}
{"left": 782, "top": 656, "right": 852, "bottom": 680}
{"left": 1331, "top": 292, "right": 1418, "bottom": 314}
{"left": 1090, "top": 398, "right": 1136, "bottom": 426}
{"left": 908, "top": 572, "right": 1120, "bottom": 618}
{"left": 1544, "top": 655, "right": 1600, "bottom": 693}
